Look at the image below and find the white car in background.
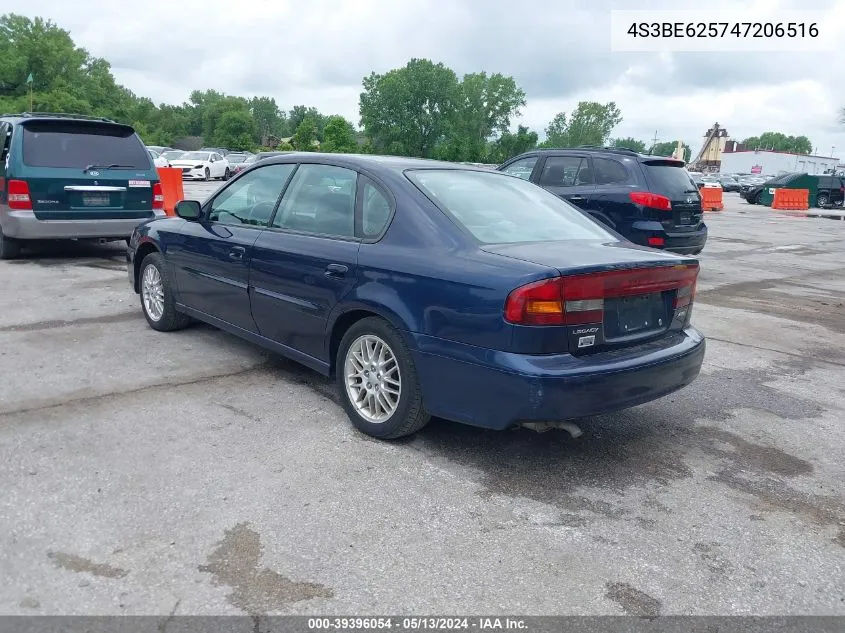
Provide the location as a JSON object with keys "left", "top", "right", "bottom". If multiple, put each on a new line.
{"left": 169, "top": 151, "right": 230, "bottom": 181}
{"left": 147, "top": 149, "right": 170, "bottom": 168}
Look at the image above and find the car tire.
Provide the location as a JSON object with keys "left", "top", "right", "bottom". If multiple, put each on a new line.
{"left": 336, "top": 317, "right": 430, "bottom": 439}
{"left": 0, "top": 226, "right": 21, "bottom": 260}
{"left": 223, "top": 168, "right": 231, "bottom": 181}
{"left": 817, "top": 193, "right": 829, "bottom": 208}
{"left": 139, "top": 252, "right": 190, "bottom": 332}
{"left": 204, "top": 168, "right": 211, "bottom": 182}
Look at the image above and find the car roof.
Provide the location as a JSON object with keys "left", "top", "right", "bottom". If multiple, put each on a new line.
{"left": 0, "top": 112, "right": 119, "bottom": 125}
{"left": 260, "top": 152, "right": 490, "bottom": 174}
{"left": 503, "top": 146, "right": 686, "bottom": 165}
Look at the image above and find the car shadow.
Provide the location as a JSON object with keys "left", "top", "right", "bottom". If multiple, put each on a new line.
{"left": 4, "top": 240, "right": 126, "bottom": 269}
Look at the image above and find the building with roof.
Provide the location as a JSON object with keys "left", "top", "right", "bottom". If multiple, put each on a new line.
{"left": 720, "top": 143, "right": 839, "bottom": 175}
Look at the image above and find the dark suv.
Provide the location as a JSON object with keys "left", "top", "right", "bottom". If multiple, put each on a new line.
{"left": 0, "top": 112, "right": 164, "bottom": 259}
{"left": 498, "top": 147, "right": 707, "bottom": 255}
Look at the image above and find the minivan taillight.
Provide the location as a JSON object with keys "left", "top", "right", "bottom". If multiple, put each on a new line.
{"left": 504, "top": 264, "right": 699, "bottom": 326}
{"left": 152, "top": 182, "right": 164, "bottom": 210}
{"left": 7, "top": 180, "right": 33, "bottom": 211}
{"left": 629, "top": 191, "right": 672, "bottom": 211}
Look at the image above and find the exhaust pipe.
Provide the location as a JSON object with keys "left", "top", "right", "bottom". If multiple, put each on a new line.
{"left": 520, "top": 421, "right": 583, "bottom": 438}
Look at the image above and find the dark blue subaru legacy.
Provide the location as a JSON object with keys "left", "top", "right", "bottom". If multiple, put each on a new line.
{"left": 127, "top": 153, "right": 705, "bottom": 440}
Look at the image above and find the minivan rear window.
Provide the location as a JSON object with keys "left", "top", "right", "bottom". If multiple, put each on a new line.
{"left": 642, "top": 161, "right": 699, "bottom": 199}
{"left": 21, "top": 122, "right": 150, "bottom": 169}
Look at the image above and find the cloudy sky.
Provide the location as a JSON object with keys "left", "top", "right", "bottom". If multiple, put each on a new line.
{"left": 7, "top": 0, "right": 845, "bottom": 160}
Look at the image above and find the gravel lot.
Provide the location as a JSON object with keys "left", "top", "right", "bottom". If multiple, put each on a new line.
{"left": 1, "top": 187, "right": 844, "bottom": 616}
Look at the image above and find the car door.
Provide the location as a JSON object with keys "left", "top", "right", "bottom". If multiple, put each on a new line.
{"left": 534, "top": 154, "right": 596, "bottom": 209}
{"left": 249, "top": 163, "right": 361, "bottom": 362}
{"left": 168, "top": 162, "right": 296, "bottom": 332}
{"left": 210, "top": 153, "right": 224, "bottom": 178}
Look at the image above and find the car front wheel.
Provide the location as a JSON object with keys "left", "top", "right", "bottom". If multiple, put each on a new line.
{"left": 139, "top": 252, "right": 190, "bottom": 332}
{"left": 336, "top": 317, "right": 430, "bottom": 439}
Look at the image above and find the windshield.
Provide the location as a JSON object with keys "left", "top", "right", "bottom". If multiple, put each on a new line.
{"left": 22, "top": 122, "right": 150, "bottom": 169}
{"left": 408, "top": 169, "right": 614, "bottom": 244}
{"left": 180, "top": 152, "right": 211, "bottom": 161}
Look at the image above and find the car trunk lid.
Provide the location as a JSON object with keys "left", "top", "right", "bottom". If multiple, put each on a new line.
{"left": 490, "top": 240, "right": 698, "bottom": 354}
{"left": 640, "top": 159, "right": 703, "bottom": 231}
{"left": 20, "top": 119, "right": 157, "bottom": 221}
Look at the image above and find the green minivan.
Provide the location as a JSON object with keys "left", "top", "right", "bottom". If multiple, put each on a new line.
{"left": 0, "top": 113, "right": 165, "bottom": 259}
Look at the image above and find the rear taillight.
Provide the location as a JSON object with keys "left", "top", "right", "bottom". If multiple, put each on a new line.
{"left": 7, "top": 180, "right": 32, "bottom": 211}
{"left": 152, "top": 182, "right": 164, "bottom": 210}
{"left": 648, "top": 237, "right": 665, "bottom": 247}
{"left": 630, "top": 191, "right": 672, "bottom": 211}
{"left": 504, "top": 264, "right": 699, "bottom": 327}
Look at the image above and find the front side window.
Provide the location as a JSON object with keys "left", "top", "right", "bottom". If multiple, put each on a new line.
{"left": 273, "top": 164, "right": 358, "bottom": 238}
{"left": 500, "top": 156, "right": 538, "bottom": 180}
{"left": 409, "top": 169, "right": 613, "bottom": 244}
{"left": 208, "top": 164, "right": 295, "bottom": 226}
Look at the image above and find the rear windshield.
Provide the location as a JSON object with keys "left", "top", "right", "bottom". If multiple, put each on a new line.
{"left": 22, "top": 122, "right": 150, "bottom": 169}
{"left": 408, "top": 169, "right": 613, "bottom": 244}
{"left": 227, "top": 155, "right": 247, "bottom": 163}
{"left": 642, "top": 162, "right": 699, "bottom": 198}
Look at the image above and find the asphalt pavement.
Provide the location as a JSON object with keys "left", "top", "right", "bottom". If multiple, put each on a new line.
{"left": 1, "top": 189, "right": 844, "bottom": 616}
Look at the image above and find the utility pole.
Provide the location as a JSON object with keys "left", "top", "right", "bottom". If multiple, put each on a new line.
{"left": 650, "top": 130, "right": 659, "bottom": 154}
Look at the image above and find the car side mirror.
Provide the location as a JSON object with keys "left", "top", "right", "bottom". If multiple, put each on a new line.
{"left": 175, "top": 199, "right": 202, "bottom": 221}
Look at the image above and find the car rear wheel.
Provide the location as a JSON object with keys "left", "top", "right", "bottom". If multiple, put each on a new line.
{"left": 817, "top": 193, "right": 829, "bottom": 208}
{"left": 139, "top": 252, "right": 190, "bottom": 332}
{"left": 336, "top": 317, "right": 430, "bottom": 439}
{"left": 204, "top": 168, "right": 211, "bottom": 182}
{"left": 223, "top": 168, "right": 231, "bottom": 181}
{"left": 0, "top": 226, "right": 21, "bottom": 260}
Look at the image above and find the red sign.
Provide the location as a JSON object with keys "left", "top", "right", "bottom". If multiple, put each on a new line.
{"left": 751, "top": 165, "right": 762, "bottom": 174}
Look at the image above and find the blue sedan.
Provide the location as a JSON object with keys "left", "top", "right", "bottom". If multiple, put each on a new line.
{"left": 127, "top": 154, "right": 705, "bottom": 439}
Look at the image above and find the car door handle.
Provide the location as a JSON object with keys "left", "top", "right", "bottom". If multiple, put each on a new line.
{"left": 228, "top": 246, "right": 246, "bottom": 260}
{"left": 324, "top": 264, "right": 348, "bottom": 278}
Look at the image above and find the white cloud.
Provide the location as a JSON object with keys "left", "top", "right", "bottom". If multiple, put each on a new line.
{"left": 6, "top": 0, "right": 845, "bottom": 160}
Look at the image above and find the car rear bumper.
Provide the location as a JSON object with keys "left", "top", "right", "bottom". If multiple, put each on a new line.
{"left": 1, "top": 210, "right": 165, "bottom": 240}
{"left": 629, "top": 220, "right": 707, "bottom": 254}
{"left": 409, "top": 328, "right": 706, "bottom": 430}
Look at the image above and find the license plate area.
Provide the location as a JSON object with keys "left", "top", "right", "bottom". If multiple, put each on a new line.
{"left": 678, "top": 211, "right": 692, "bottom": 225}
{"left": 604, "top": 293, "right": 670, "bottom": 340}
{"left": 82, "top": 193, "right": 111, "bottom": 207}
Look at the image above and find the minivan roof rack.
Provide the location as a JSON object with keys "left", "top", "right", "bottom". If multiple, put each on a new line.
{"left": 0, "top": 112, "right": 116, "bottom": 123}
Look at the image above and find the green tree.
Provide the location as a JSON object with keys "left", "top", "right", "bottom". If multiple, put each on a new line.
{"left": 250, "top": 96, "right": 283, "bottom": 145}
{"left": 611, "top": 137, "right": 647, "bottom": 153}
{"left": 212, "top": 110, "right": 256, "bottom": 151}
{"left": 289, "top": 105, "right": 324, "bottom": 139}
{"left": 359, "top": 58, "right": 459, "bottom": 157}
{"left": 541, "top": 102, "right": 622, "bottom": 148}
{"left": 488, "top": 125, "right": 538, "bottom": 164}
{"left": 437, "top": 72, "right": 526, "bottom": 162}
{"left": 292, "top": 115, "right": 319, "bottom": 151}
{"left": 321, "top": 115, "right": 357, "bottom": 153}
{"left": 650, "top": 140, "right": 691, "bottom": 161}
{"left": 742, "top": 132, "right": 812, "bottom": 154}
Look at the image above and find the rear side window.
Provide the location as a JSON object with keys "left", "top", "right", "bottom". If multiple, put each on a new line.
{"left": 592, "top": 157, "right": 631, "bottom": 185}
{"left": 642, "top": 161, "right": 699, "bottom": 198}
{"left": 22, "top": 122, "right": 150, "bottom": 169}
{"left": 409, "top": 169, "right": 613, "bottom": 244}
{"left": 539, "top": 156, "right": 592, "bottom": 187}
